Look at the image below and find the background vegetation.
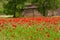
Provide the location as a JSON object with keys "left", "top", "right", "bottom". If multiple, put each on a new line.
{"left": 0, "top": 0, "right": 60, "bottom": 17}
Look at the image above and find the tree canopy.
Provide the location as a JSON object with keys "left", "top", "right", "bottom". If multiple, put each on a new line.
{"left": 3, "top": 0, "right": 60, "bottom": 17}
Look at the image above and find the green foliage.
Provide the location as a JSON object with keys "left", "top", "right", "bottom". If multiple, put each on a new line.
{"left": 0, "top": 0, "right": 2, "bottom": 2}
{"left": 4, "top": 0, "right": 26, "bottom": 17}
{"left": 37, "top": 0, "right": 60, "bottom": 16}
{"left": 3, "top": 0, "right": 60, "bottom": 17}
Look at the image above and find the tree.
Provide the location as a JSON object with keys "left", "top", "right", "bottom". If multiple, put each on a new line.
{"left": 29, "top": 0, "right": 60, "bottom": 16}
{"left": 4, "top": 0, "right": 26, "bottom": 17}
{"left": 4, "top": 0, "right": 60, "bottom": 17}
{"left": 36, "top": 0, "right": 60, "bottom": 16}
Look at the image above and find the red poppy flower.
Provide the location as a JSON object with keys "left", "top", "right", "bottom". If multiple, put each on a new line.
{"left": 12, "top": 24, "right": 16, "bottom": 28}
{"left": 36, "top": 28, "right": 38, "bottom": 32}
{"left": 40, "top": 27, "right": 44, "bottom": 31}
{"left": 11, "top": 35, "right": 15, "bottom": 38}
{"left": 54, "top": 21, "right": 58, "bottom": 25}
{"left": 0, "top": 29, "right": 2, "bottom": 32}
{"left": 1, "top": 25, "right": 4, "bottom": 29}
{"left": 55, "top": 38, "right": 59, "bottom": 40}
{"left": 30, "top": 36, "right": 33, "bottom": 39}
{"left": 10, "top": 29, "right": 13, "bottom": 32}
{"left": 47, "top": 26, "right": 52, "bottom": 29}
{"left": 47, "top": 34, "right": 50, "bottom": 37}
{"left": 45, "top": 32, "right": 50, "bottom": 37}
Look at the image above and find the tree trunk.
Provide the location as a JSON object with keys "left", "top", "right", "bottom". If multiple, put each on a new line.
{"left": 13, "top": 0, "right": 16, "bottom": 17}
{"left": 13, "top": 11, "right": 16, "bottom": 17}
{"left": 42, "top": 6, "right": 48, "bottom": 17}
{"left": 42, "top": 0, "right": 48, "bottom": 17}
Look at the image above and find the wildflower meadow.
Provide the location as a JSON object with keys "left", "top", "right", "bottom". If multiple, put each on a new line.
{"left": 0, "top": 17, "right": 60, "bottom": 40}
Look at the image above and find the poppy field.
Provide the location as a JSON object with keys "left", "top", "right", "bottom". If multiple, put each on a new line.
{"left": 0, "top": 17, "right": 60, "bottom": 40}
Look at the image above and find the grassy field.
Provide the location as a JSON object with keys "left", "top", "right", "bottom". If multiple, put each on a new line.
{"left": 0, "top": 17, "right": 60, "bottom": 40}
